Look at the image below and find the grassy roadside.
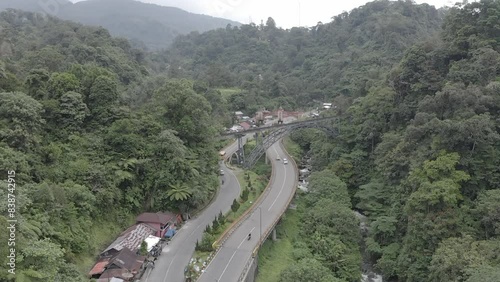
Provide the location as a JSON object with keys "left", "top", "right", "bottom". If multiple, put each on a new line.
{"left": 282, "top": 137, "right": 303, "bottom": 162}
{"left": 74, "top": 215, "right": 135, "bottom": 275}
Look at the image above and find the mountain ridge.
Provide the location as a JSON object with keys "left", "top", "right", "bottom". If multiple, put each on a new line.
{"left": 0, "top": 0, "right": 241, "bottom": 50}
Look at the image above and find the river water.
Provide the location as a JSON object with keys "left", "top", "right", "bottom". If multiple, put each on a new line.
{"left": 354, "top": 211, "right": 384, "bottom": 282}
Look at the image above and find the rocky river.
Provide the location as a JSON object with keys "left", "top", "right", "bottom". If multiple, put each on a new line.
{"left": 354, "top": 211, "right": 384, "bottom": 282}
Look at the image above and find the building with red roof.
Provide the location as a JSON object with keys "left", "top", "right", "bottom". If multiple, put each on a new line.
{"left": 89, "top": 257, "right": 111, "bottom": 277}
{"left": 90, "top": 248, "right": 146, "bottom": 280}
{"left": 239, "top": 122, "right": 251, "bottom": 131}
{"left": 136, "top": 212, "right": 182, "bottom": 238}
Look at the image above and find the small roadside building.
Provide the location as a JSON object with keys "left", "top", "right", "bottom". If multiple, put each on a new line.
{"left": 100, "top": 223, "right": 156, "bottom": 258}
{"left": 239, "top": 122, "right": 251, "bottom": 131}
{"left": 234, "top": 111, "right": 244, "bottom": 120}
{"left": 136, "top": 212, "right": 182, "bottom": 238}
{"left": 90, "top": 248, "right": 146, "bottom": 280}
{"left": 88, "top": 257, "right": 111, "bottom": 278}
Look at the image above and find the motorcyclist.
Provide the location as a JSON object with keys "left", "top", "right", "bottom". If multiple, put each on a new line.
{"left": 248, "top": 233, "right": 251, "bottom": 240}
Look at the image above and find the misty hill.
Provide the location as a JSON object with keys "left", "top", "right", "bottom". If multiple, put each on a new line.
{"left": 0, "top": 0, "right": 71, "bottom": 12}
{"left": 0, "top": 0, "right": 240, "bottom": 50}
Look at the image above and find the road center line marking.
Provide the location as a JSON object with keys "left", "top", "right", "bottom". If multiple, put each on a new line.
{"left": 162, "top": 173, "right": 234, "bottom": 282}
{"left": 268, "top": 159, "right": 287, "bottom": 211}
{"left": 161, "top": 222, "right": 204, "bottom": 282}
{"left": 218, "top": 227, "right": 256, "bottom": 281}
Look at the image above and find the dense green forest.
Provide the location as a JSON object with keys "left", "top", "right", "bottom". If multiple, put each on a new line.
{"left": 0, "top": 0, "right": 240, "bottom": 50}
{"left": 0, "top": 9, "right": 230, "bottom": 281}
{"left": 159, "top": 0, "right": 444, "bottom": 115}
{"left": 287, "top": 1, "right": 500, "bottom": 281}
{"left": 1, "top": 0, "right": 499, "bottom": 281}
{"left": 275, "top": 170, "right": 362, "bottom": 282}
{"left": 159, "top": 0, "right": 499, "bottom": 281}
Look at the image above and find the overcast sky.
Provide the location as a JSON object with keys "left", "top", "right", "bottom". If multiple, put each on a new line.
{"left": 70, "top": 0, "right": 458, "bottom": 28}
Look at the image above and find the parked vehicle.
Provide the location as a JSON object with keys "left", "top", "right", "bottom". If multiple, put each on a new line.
{"left": 219, "top": 150, "right": 226, "bottom": 160}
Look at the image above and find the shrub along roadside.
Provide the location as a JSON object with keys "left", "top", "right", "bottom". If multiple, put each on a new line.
{"left": 187, "top": 156, "right": 271, "bottom": 280}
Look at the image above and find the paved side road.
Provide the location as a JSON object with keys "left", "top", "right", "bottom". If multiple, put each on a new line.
{"left": 141, "top": 142, "right": 241, "bottom": 282}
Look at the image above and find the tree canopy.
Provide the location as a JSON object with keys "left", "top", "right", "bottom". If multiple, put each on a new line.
{"left": 1, "top": 0, "right": 499, "bottom": 281}
{"left": 0, "top": 9, "right": 225, "bottom": 281}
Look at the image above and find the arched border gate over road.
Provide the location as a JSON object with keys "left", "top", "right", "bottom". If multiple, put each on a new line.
{"left": 243, "top": 117, "right": 339, "bottom": 169}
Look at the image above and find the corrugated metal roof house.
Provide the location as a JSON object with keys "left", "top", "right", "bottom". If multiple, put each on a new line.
{"left": 90, "top": 248, "right": 146, "bottom": 279}
{"left": 107, "top": 248, "right": 146, "bottom": 271}
{"left": 88, "top": 257, "right": 111, "bottom": 277}
{"left": 100, "top": 223, "right": 156, "bottom": 258}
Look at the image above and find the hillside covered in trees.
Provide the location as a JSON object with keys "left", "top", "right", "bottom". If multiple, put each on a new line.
{"left": 286, "top": 1, "right": 500, "bottom": 281}
{"left": 160, "top": 0, "right": 444, "bottom": 115}
{"left": 0, "top": 0, "right": 240, "bottom": 50}
{"left": 0, "top": 0, "right": 499, "bottom": 281}
{"left": 160, "top": 0, "right": 500, "bottom": 281}
{"left": 0, "top": 9, "right": 230, "bottom": 281}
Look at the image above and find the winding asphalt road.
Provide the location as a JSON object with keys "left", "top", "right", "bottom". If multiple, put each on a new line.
{"left": 197, "top": 142, "right": 298, "bottom": 282}
{"left": 142, "top": 116, "right": 297, "bottom": 282}
{"left": 141, "top": 141, "right": 242, "bottom": 282}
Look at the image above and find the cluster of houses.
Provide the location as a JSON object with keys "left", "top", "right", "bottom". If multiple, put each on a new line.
{"left": 88, "top": 212, "right": 183, "bottom": 281}
{"left": 229, "top": 110, "right": 274, "bottom": 133}
{"left": 228, "top": 111, "right": 255, "bottom": 132}
{"left": 229, "top": 109, "right": 306, "bottom": 133}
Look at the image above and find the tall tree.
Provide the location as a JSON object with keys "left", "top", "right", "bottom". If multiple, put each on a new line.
{"left": 0, "top": 92, "right": 44, "bottom": 150}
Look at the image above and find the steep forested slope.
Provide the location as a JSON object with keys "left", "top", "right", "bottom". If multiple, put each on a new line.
{"left": 160, "top": 0, "right": 500, "bottom": 281}
{"left": 0, "top": 10, "right": 227, "bottom": 281}
{"left": 0, "top": 0, "right": 240, "bottom": 50}
{"left": 288, "top": 0, "right": 500, "bottom": 281}
{"left": 160, "top": 0, "right": 443, "bottom": 114}
{"left": 1, "top": 0, "right": 498, "bottom": 281}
